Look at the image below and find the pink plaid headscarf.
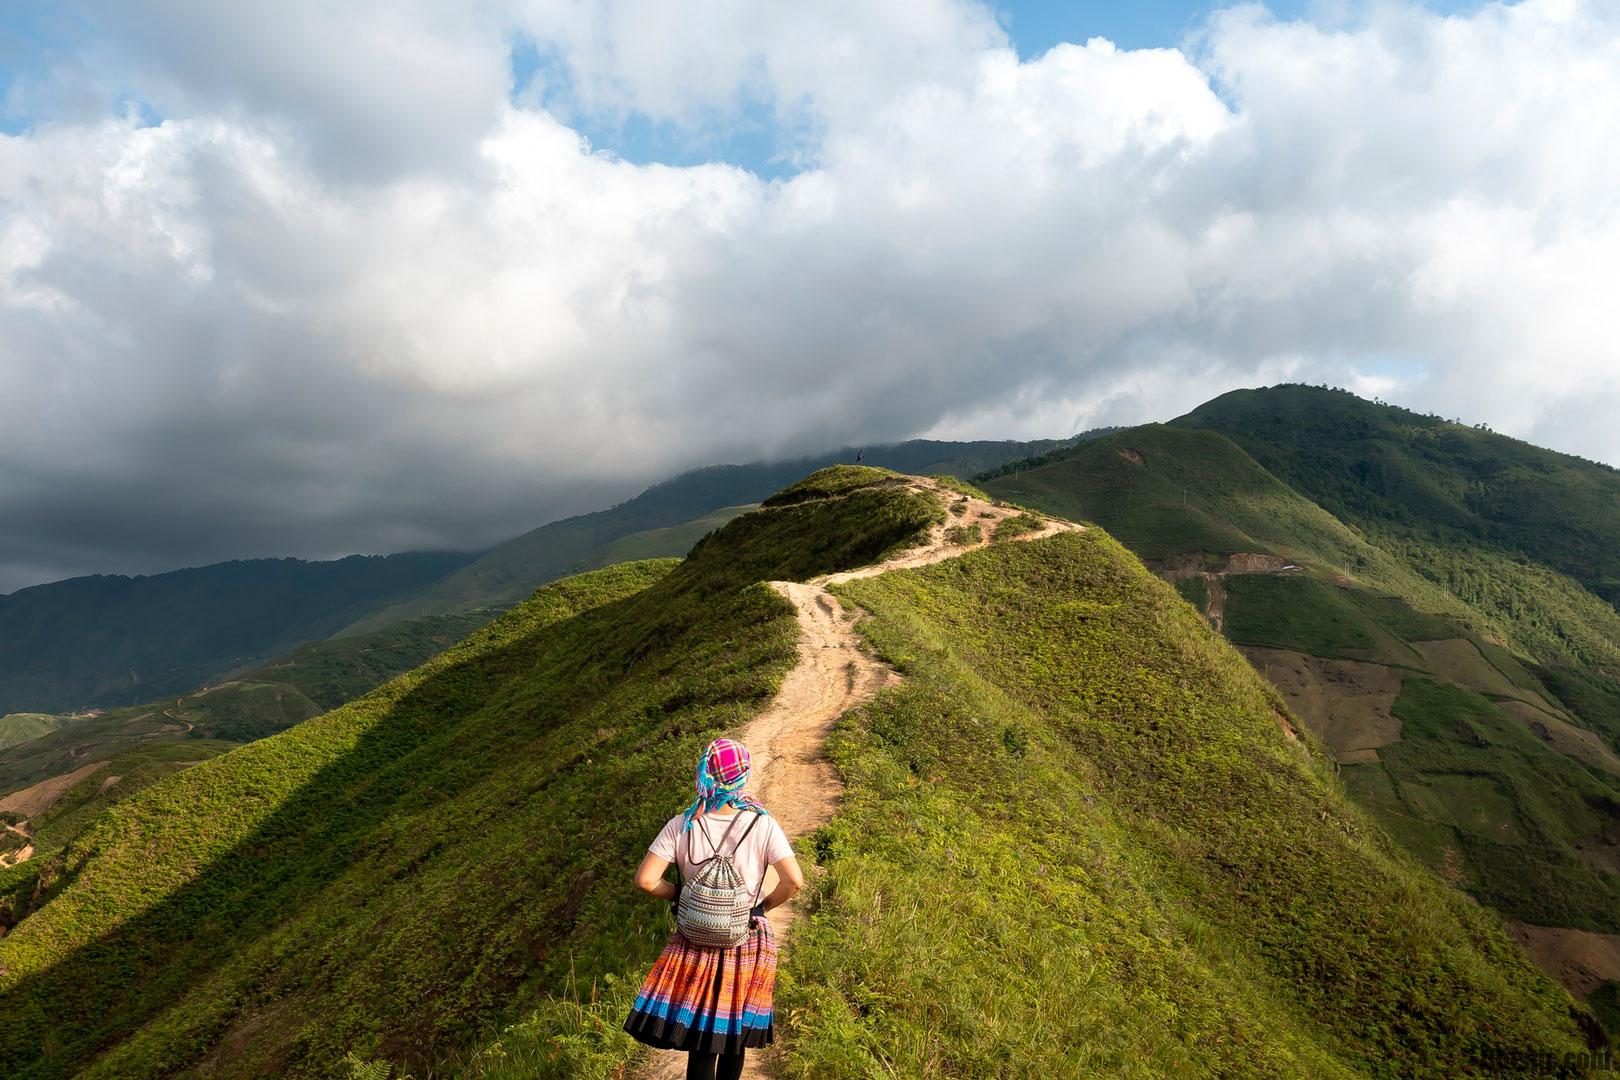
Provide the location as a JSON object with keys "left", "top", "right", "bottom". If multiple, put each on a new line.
{"left": 682, "top": 737, "right": 767, "bottom": 831}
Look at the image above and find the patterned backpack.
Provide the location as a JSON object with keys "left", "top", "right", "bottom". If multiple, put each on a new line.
{"left": 676, "top": 811, "right": 765, "bottom": 948}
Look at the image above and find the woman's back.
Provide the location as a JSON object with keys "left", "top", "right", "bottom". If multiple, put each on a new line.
{"left": 625, "top": 737, "right": 805, "bottom": 1077}
{"left": 649, "top": 810, "right": 792, "bottom": 901}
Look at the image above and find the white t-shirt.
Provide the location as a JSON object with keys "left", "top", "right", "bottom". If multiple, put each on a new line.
{"left": 649, "top": 810, "right": 794, "bottom": 901}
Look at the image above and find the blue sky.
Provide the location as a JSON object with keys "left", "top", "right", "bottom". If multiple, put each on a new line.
{"left": 5, "top": 1, "right": 1494, "bottom": 160}
{"left": 499, "top": 0, "right": 1495, "bottom": 175}
{"left": 1000, "top": 0, "right": 1489, "bottom": 55}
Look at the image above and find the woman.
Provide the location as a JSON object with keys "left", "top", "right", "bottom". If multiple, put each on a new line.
{"left": 625, "top": 737, "right": 805, "bottom": 1080}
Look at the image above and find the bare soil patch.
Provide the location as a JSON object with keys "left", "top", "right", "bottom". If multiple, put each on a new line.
{"left": 1225, "top": 552, "right": 1292, "bottom": 574}
{"left": 1508, "top": 923, "right": 1620, "bottom": 999}
{"left": 1240, "top": 648, "right": 1403, "bottom": 761}
{"left": 1205, "top": 573, "right": 1228, "bottom": 633}
{"left": 0, "top": 760, "right": 107, "bottom": 820}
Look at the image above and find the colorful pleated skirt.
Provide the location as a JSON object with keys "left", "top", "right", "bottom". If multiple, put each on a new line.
{"left": 623, "top": 920, "right": 777, "bottom": 1054}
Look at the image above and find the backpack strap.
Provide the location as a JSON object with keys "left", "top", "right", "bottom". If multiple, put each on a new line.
{"left": 685, "top": 810, "right": 751, "bottom": 871}
{"left": 731, "top": 811, "right": 763, "bottom": 852}
{"left": 728, "top": 812, "right": 768, "bottom": 906}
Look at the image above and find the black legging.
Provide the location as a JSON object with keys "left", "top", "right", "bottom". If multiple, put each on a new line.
{"left": 686, "top": 1049, "right": 745, "bottom": 1080}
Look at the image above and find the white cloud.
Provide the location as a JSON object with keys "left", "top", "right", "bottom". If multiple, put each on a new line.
{"left": 2, "top": 0, "right": 1619, "bottom": 591}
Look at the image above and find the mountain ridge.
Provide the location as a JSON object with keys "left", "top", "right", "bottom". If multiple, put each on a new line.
{"left": 980, "top": 385, "right": 1620, "bottom": 1024}
{"left": 1, "top": 466, "right": 1602, "bottom": 1078}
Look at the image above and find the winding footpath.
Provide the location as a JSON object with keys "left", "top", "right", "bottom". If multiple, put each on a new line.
{"left": 636, "top": 478, "right": 1080, "bottom": 1080}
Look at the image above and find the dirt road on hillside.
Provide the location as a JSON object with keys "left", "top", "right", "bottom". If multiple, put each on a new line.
{"left": 635, "top": 479, "right": 1080, "bottom": 1080}
{"left": 1, "top": 820, "right": 34, "bottom": 868}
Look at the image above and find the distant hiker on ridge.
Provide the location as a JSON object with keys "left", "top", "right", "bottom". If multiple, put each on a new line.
{"left": 624, "top": 738, "right": 805, "bottom": 1080}
{"left": 855, "top": 449, "right": 863, "bottom": 463}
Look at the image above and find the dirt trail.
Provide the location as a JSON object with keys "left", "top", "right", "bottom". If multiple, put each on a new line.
{"left": 1, "top": 820, "right": 34, "bottom": 868}
{"left": 636, "top": 480, "right": 1080, "bottom": 1080}
{"left": 0, "top": 760, "right": 107, "bottom": 820}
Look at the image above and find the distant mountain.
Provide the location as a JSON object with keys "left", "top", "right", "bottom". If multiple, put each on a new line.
{"left": 0, "top": 552, "right": 476, "bottom": 715}
{"left": 0, "top": 609, "right": 491, "bottom": 883}
{"left": 0, "top": 468, "right": 1593, "bottom": 1077}
{"left": 1177, "top": 384, "right": 1620, "bottom": 608}
{"left": 337, "top": 436, "right": 1095, "bottom": 635}
{"left": 983, "top": 386, "right": 1620, "bottom": 1016}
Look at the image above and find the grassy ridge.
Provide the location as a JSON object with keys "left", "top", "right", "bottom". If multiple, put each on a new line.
{"left": 0, "top": 475, "right": 944, "bottom": 1079}
{"left": 1178, "top": 385, "right": 1620, "bottom": 660}
{"left": 983, "top": 425, "right": 1378, "bottom": 566}
{"left": 763, "top": 465, "right": 901, "bottom": 506}
{"left": 978, "top": 390, "right": 1620, "bottom": 1036}
{"left": 1178, "top": 385, "right": 1620, "bottom": 600}
{"left": 979, "top": 425, "right": 1488, "bottom": 635}
{"left": 784, "top": 532, "right": 1594, "bottom": 1077}
{"left": 0, "top": 560, "right": 700, "bottom": 1077}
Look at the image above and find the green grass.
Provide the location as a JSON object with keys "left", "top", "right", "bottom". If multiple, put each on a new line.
{"left": 991, "top": 512, "right": 1045, "bottom": 541}
{"left": 1179, "top": 384, "right": 1620, "bottom": 609}
{"left": 1534, "top": 666, "right": 1620, "bottom": 753}
{"left": 980, "top": 388, "right": 1620, "bottom": 1016}
{"left": 577, "top": 505, "right": 757, "bottom": 571}
{"left": 778, "top": 531, "right": 1592, "bottom": 1077}
{"left": 0, "top": 740, "right": 238, "bottom": 908}
{"left": 1175, "top": 575, "right": 1210, "bottom": 613}
{"left": 1359, "top": 677, "right": 1620, "bottom": 932}
{"left": 0, "top": 482, "right": 943, "bottom": 1079}
{"left": 929, "top": 475, "right": 990, "bottom": 501}
{"left": 983, "top": 425, "right": 1367, "bottom": 567}
{"left": 979, "top": 425, "right": 1493, "bottom": 638}
{"left": 1345, "top": 591, "right": 1465, "bottom": 642}
{"left": 1222, "top": 574, "right": 1377, "bottom": 657}
{"left": 0, "top": 715, "right": 73, "bottom": 753}
{"left": 761, "top": 465, "right": 900, "bottom": 507}
{"left": 943, "top": 523, "right": 982, "bottom": 546}
{"left": 1592, "top": 981, "right": 1620, "bottom": 1040}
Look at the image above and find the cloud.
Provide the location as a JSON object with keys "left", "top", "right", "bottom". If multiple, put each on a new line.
{"left": 2, "top": 0, "right": 1619, "bottom": 592}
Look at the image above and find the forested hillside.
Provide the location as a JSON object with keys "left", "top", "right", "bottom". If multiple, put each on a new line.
{"left": 0, "top": 553, "right": 475, "bottom": 715}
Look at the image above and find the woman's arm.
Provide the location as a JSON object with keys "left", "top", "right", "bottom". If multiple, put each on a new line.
{"left": 760, "top": 854, "right": 806, "bottom": 913}
{"left": 634, "top": 852, "right": 677, "bottom": 901}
